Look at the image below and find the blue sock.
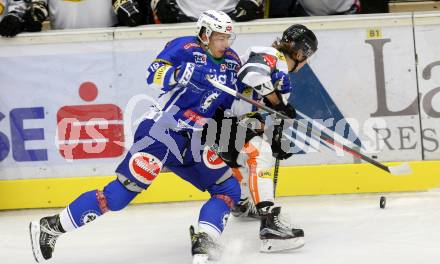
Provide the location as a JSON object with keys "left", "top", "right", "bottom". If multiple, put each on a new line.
{"left": 198, "top": 197, "right": 231, "bottom": 239}
{"left": 60, "top": 179, "right": 138, "bottom": 230}
{"left": 198, "top": 177, "right": 240, "bottom": 239}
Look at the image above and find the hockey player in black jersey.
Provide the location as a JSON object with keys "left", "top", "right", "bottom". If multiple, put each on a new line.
{"left": 212, "top": 24, "right": 318, "bottom": 252}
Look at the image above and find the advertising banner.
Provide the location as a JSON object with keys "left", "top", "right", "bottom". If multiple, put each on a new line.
{"left": 414, "top": 18, "right": 440, "bottom": 160}
{"left": 0, "top": 19, "right": 436, "bottom": 180}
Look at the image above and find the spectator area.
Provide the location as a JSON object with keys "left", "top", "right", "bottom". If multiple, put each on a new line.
{"left": 28, "top": 1, "right": 440, "bottom": 32}
{"left": 389, "top": 0, "right": 440, "bottom": 12}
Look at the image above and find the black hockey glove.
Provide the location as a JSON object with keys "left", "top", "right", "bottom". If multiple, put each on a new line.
{"left": 113, "top": 0, "right": 143, "bottom": 27}
{"left": 271, "top": 121, "right": 294, "bottom": 160}
{"left": 230, "top": 0, "right": 263, "bottom": 22}
{"left": 0, "top": 11, "right": 41, "bottom": 37}
{"left": 241, "top": 111, "right": 265, "bottom": 134}
{"left": 22, "top": 12, "right": 42, "bottom": 32}
{"left": 243, "top": 111, "right": 265, "bottom": 124}
{"left": 270, "top": 101, "right": 296, "bottom": 119}
{"left": 0, "top": 14, "right": 23, "bottom": 37}
{"left": 151, "top": 0, "right": 180, "bottom": 23}
{"left": 33, "top": 1, "right": 49, "bottom": 23}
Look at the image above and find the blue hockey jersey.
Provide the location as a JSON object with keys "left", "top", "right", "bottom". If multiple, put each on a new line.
{"left": 146, "top": 36, "right": 242, "bottom": 131}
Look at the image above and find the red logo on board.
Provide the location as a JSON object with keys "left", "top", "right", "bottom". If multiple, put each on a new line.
{"left": 57, "top": 82, "right": 124, "bottom": 159}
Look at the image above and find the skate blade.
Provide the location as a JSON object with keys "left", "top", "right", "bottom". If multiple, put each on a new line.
{"left": 29, "top": 221, "right": 44, "bottom": 263}
{"left": 260, "top": 237, "right": 305, "bottom": 253}
{"left": 192, "top": 254, "right": 212, "bottom": 264}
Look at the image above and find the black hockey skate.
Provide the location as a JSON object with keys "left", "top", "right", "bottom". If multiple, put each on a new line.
{"left": 231, "top": 197, "right": 260, "bottom": 219}
{"left": 259, "top": 206, "right": 305, "bottom": 252}
{"left": 29, "top": 214, "right": 65, "bottom": 263}
{"left": 189, "top": 225, "right": 221, "bottom": 264}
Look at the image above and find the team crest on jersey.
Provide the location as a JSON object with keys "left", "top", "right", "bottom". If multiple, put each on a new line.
{"left": 129, "top": 152, "right": 163, "bottom": 185}
{"left": 203, "top": 146, "right": 226, "bottom": 169}
{"left": 184, "top": 42, "right": 201, "bottom": 49}
{"left": 80, "top": 210, "right": 99, "bottom": 225}
{"left": 262, "top": 54, "right": 277, "bottom": 69}
{"left": 199, "top": 90, "right": 220, "bottom": 113}
{"left": 193, "top": 52, "right": 207, "bottom": 64}
{"left": 220, "top": 64, "right": 226, "bottom": 72}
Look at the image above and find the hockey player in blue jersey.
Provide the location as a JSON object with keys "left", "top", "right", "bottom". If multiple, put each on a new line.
{"left": 29, "top": 10, "right": 242, "bottom": 264}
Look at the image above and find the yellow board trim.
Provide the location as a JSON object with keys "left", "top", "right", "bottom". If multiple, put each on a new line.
{"left": 1, "top": 160, "right": 440, "bottom": 210}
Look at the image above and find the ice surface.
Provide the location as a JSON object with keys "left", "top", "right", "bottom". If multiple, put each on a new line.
{"left": 1, "top": 190, "right": 440, "bottom": 264}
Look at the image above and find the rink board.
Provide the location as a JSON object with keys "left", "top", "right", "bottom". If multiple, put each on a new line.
{"left": 2, "top": 13, "right": 440, "bottom": 210}
{"left": 1, "top": 160, "right": 440, "bottom": 210}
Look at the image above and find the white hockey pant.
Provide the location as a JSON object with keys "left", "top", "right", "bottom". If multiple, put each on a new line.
{"left": 232, "top": 135, "right": 275, "bottom": 206}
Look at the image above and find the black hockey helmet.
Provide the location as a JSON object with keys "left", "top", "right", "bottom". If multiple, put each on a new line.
{"left": 281, "top": 24, "right": 318, "bottom": 58}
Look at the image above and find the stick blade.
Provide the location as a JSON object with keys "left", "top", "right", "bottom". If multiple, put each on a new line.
{"left": 389, "top": 163, "right": 412, "bottom": 175}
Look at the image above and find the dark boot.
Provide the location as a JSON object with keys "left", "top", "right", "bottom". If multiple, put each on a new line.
{"left": 259, "top": 207, "right": 305, "bottom": 252}
{"left": 30, "top": 214, "right": 65, "bottom": 262}
{"left": 189, "top": 225, "right": 221, "bottom": 263}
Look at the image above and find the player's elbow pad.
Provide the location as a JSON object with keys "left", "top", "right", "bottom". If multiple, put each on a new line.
{"left": 239, "top": 71, "right": 275, "bottom": 96}
{"left": 147, "top": 63, "right": 177, "bottom": 91}
{"left": 253, "top": 81, "right": 276, "bottom": 96}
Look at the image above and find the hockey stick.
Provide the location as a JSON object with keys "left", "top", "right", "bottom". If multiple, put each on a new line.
{"left": 273, "top": 157, "right": 280, "bottom": 196}
{"left": 273, "top": 124, "right": 284, "bottom": 196}
{"left": 207, "top": 77, "right": 412, "bottom": 176}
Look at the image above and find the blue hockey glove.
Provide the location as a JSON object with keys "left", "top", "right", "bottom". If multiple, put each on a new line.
{"left": 271, "top": 70, "right": 291, "bottom": 94}
{"left": 175, "top": 62, "right": 212, "bottom": 89}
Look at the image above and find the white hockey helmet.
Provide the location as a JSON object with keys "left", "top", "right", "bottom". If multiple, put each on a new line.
{"left": 196, "top": 10, "right": 235, "bottom": 45}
